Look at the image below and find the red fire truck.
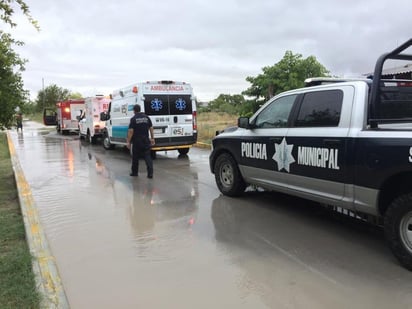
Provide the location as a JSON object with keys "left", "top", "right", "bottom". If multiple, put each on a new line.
{"left": 43, "top": 99, "right": 85, "bottom": 135}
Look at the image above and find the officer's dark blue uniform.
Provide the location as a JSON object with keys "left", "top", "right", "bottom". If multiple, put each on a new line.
{"left": 127, "top": 104, "right": 154, "bottom": 178}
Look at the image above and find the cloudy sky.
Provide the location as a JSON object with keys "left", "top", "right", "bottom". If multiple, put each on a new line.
{"left": 9, "top": 0, "right": 412, "bottom": 102}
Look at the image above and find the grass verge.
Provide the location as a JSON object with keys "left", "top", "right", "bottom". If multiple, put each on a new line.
{"left": 0, "top": 132, "right": 40, "bottom": 309}
{"left": 197, "top": 112, "right": 238, "bottom": 144}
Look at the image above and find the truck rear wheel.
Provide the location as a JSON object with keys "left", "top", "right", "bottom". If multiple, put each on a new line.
{"left": 384, "top": 193, "right": 412, "bottom": 271}
{"left": 214, "top": 153, "right": 246, "bottom": 197}
{"left": 178, "top": 148, "right": 189, "bottom": 155}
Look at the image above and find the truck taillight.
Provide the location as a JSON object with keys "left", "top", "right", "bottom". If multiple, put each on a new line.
{"left": 193, "top": 111, "right": 197, "bottom": 131}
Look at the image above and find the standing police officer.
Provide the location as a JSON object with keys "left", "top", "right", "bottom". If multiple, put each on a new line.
{"left": 126, "top": 104, "right": 155, "bottom": 178}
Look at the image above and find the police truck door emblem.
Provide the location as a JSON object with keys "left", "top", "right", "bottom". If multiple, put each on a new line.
{"left": 272, "top": 138, "right": 295, "bottom": 172}
{"left": 151, "top": 98, "right": 163, "bottom": 111}
{"left": 175, "top": 98, "right": 186, "bottom": 111}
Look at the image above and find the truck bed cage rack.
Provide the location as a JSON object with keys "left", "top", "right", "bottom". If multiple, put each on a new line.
{"left": 369, "top": 38, "right": 412, "bottom": 128}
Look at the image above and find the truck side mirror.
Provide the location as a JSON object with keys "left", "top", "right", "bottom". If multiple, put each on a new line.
{"left": 238, "top": 117, "right": 250, "bottom": 129}
{"left": 100, "top": 111, "right": 110, "bottom": 121}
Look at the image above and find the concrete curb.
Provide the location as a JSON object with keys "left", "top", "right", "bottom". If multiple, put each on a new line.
{"left": 194, "top": 142, "right": 211, "bottom": 149}
{"left": 6, "top": 131, "right": 70, "bottom": 309}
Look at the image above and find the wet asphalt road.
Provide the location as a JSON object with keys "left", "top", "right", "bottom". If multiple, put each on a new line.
{"left": 9, "top": 121, "right": 412, "bottom": 309}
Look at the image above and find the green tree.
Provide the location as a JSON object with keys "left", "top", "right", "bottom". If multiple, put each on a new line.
{"left": 0, "top": 32, "right": 27, "bottom": 129}
{"left": 243, "top": 51, "right": 329, "bottom": 102}
{"left": 35, "top": 84, "right": 72, "bottom": 111}
{"left": 70, "top": 92, "right": 83, "bottom": 99}
{"left": 0, "top": 0, "right": 39, "bottom": 129}
{"left": 0, "top": 0, "right": 39, "bottom": 30}
{"left": 208, "top": 94, "right": 246, "bottom": 114}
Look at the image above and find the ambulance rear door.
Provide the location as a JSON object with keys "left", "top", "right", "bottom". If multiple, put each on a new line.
{"left": 142, "top": 85, "right": 194, "bottom": 147}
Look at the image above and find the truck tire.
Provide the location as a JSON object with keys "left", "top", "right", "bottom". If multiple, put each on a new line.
{"left": 214, "top": 153, "right": 246, "bottom": 197}
{"left": 178, "top": 148, "right": 189, "bottom": 155}
{"left": 384, "top": 193, "right": 412, "bottom": 271}
{"left": 102, "top": 132, "right": 115, "bottom": 150}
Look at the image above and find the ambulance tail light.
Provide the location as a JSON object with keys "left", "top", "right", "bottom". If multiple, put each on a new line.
{"left": 193, "top": 111, "right": 197, "bottom": 131}
{"left": 64, "top": 107, "right": 70, "bottom": 113}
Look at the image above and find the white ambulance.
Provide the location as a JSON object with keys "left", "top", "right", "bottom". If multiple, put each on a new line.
{"left": 100, "top": 81, "right": 198, "bottom": 156}
{"left": 78, "top": 95, "right": 110, "bottom": 144}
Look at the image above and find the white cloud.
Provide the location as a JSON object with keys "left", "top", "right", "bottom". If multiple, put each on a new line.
{"left": 8, "top": 0, "right": 412, "bottom": 102}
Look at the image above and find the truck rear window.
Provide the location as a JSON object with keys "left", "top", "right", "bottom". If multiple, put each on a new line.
{"left": 380, "top": 86, "right": 412, "bottom": 119}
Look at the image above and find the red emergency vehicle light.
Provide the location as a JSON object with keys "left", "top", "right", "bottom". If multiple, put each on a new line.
{"left": 64, "top": 107, "right": 70, "bottom": 113}
{"left": 193, "top": 111, "right": 197, "bottom": 131}
{"left": 397, "top": 82, "right": 412, "bottom": 87}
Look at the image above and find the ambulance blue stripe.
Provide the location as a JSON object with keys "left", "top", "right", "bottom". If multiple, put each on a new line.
{"left": 112, "top": 126, "right": 128, "bottom": 138}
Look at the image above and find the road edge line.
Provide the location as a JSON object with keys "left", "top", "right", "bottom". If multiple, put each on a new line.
{"left": 7, "top": 131, "right": 70, "bottom": 309}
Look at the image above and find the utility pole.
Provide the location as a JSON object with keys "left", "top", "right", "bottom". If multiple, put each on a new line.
{"left": 42, "top": 78, "right": 45, "bottom": 109}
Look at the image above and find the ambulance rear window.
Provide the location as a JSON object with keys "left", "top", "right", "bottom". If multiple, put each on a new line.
{"left": 169, "top": 95, "right": 192, "bottom": 115}
{"left": 144, "top": 95, "right": 170, "bottom": 116}
{"left": 144, "top": 94, "right": 192, "bottom": 115}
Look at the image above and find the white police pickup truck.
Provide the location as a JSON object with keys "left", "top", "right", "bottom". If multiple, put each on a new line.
{"left": 209, "top": 39, "right": 412, "bottom": 270}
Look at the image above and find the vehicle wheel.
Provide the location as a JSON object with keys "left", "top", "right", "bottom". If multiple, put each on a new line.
{"left": 102, "top": 132, "right": 115, "bottom": 150}
{"left": 384, "top": 193, "right": 412, "bottom": 271}
{"left": 214, "top": 153, "right": 246, "bottom": 197}
{"left": 178, "top": 148, "right": 189, "bottom": 155}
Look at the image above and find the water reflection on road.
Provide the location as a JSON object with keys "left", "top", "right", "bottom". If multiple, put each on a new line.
{"left": 10, "top": 122, "right": 266, "bottom": 308}
{"left": 8, "top": 121, "right": 412, "bottom": 309}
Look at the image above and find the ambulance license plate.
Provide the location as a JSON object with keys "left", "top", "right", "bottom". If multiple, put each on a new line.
{"left": 172, "top": 127, "right": 184, "bottom": 136}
